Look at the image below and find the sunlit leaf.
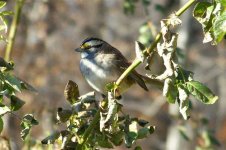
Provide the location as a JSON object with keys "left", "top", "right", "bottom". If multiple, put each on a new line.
{"left": 213, "top": 11, "right": 226, "bottom": 44}
{"left": 125, "top": 131, "right": 137, "bottom": 148}
{"left": 0, "top": 1, "right": 6, "bottom": 9}
{"left": 186, "top": 81, "right": 218, "bottom": 104}
{"left": 0, "top": 104, "right": 10, "bottom": 116}
{"left": 4, "top": 73, "right": 22, "bottom": 92}
{"left": 215, "top": 0, "right": 226, "bottom": 7}
{"left": 125, "top": 121, "right": 138, "bottom": 148}
{"left": 0, "top": 16, "right": 8, "bottom": 33}
{"left": 193, "top": 2, "right": 212, "bottom": 23}
{"left": 0, "top": 10, "right": 13, "bottom": 16}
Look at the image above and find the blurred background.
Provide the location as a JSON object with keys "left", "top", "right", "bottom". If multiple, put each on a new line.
{"left": 0, "top": 0, "right": 225, "bottom": 149}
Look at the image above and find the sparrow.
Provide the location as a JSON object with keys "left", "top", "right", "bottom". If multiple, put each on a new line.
{"left": 75, "top": 37, "right": 149, "bottom": 96}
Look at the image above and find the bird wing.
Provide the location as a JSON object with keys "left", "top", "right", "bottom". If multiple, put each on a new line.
{"left": 109, "top": 46, "right": 148, "bottom": 91}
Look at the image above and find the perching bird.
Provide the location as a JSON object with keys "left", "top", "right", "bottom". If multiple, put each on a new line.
{"left": 75, "top": 37, "right": 160, "bottom": 96}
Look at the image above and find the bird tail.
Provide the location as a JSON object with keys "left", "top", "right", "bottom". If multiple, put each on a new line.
{"left": 141, "top": 75, "right": 163, "bottom": 90}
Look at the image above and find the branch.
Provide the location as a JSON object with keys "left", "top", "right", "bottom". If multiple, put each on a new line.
{"left": 77, "top": 0, "right": 197, "bottom": 148}
{"left": 4, "top": 0, "right": 25, "bottom": 61}
{"left": 115, "top": 0, "right": 197, "bottom": 87}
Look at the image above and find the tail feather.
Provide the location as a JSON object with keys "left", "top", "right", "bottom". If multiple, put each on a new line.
{"left": 141, "top": 75, "right": 163, "bottom": 90}
{"left": 130, "top": 72, "right": 149, "bottom": 91}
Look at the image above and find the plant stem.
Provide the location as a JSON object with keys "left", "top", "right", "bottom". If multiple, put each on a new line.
{"left": 4, "top": 0, "right": 25, "bottom": 61}
{"left": 176, "top": 0, "right": 196, "bottom": 16}
{"left": 115, "top": 0, "right": 197, "bottom": 87}
{"left": 76, "top": 109, "right": 101, "bottom": 149}
{"left": 115, "top": 58, "right": 142, "bottom": 86}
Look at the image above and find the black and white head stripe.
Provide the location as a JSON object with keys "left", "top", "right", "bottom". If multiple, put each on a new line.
{"left": 82, "top": 37, "right": 103, "bottom": 45}
{"left": 81, "top": 37, "right": 103, "bottom": 48}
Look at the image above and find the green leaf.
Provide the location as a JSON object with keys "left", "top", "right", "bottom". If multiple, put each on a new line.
{"left": 64, "top": 80, "right": 80, "bottom": 105}
{"left": 0, "top": 1, "right": 6, "bottom": 9}
{"left": 213, "top": 11, "right": 226, "bottom": 44}
{"left": 125, "top": 131, "right": 137, "bottom": 148}
{"left": 0, "top": 11, "right": 13, "bottom": 16}
{"left": 0, "top": 104, "right": 10, "bottom": 116}
{"left": 4, "top": 73, "right": 22, "bottom": 92}
{"left": 109, "top": 131, "right": 124, "bottom": 146}
{"left": 10, "top": 95, "right": 25, "bottom": 111}
{"left": 97, "top": 134, "right": 113, "bottom": 148}
{"left": 193, "top": 2, "right": 212, "bottom": 23}
{"left": 137, "top": 127, "right": 149, "bottom": 139}
{"left": 41, "top": 131, "right": 60, "bottom": 144}
{"left": 0, "top": 16, "right": 8, "bottom": 33}
{"left": 166, "top": 84, "right": 177, "bottom": 104}
{"left": 0, "top": 117, "right": 3, "bottom": 134}
{"left": 215, "top": 0, "right": 226, "bottom": 7}
{"left": 185, "top": 81, "right": 218, "bottom": 104}
{"left": 105, "top": 82, "right": 118, "bottom": 92}
{"left": 20, "top": 114, "right": 38, "bottom": 140}
{"left": 176, "top": 67, "right": 193, "bottom": 83}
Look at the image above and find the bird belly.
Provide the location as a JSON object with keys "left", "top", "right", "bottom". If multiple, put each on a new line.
{"left": 80, "top": 58, "right": 119, "bottom": 93}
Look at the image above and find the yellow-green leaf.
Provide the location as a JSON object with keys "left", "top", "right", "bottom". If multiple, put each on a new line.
{"left": 186, "top": 81, "right": 218, "bottom": 104}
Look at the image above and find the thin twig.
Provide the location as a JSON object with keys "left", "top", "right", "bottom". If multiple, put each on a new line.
{"left": 116, "top": 0, "right": 197, "bottom": 87}
{"left": 4, "top": 0, "right": 25, "bottom": 61}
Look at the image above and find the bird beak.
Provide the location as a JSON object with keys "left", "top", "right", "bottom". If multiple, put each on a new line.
{"left": 75, "top": 47, "right": 83, "bottom": 52}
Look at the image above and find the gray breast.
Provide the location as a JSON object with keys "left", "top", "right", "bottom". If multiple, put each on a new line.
{"left": 80, "top": 56, "right": 120, "bottom": 93}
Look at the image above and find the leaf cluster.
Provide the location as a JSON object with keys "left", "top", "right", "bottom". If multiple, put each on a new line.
{"left": 0, "top": 57, "right": 38, "bottom": 140}
{"left": 42, "top": 81, "right": 155, "bottom": 150}
{"left": 193, "top": 0, "right": 226, "bottom": 44}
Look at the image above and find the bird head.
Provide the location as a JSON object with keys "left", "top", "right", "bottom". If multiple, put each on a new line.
{"left": 75, "top": 37, "right": 104, "bottom": 54}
